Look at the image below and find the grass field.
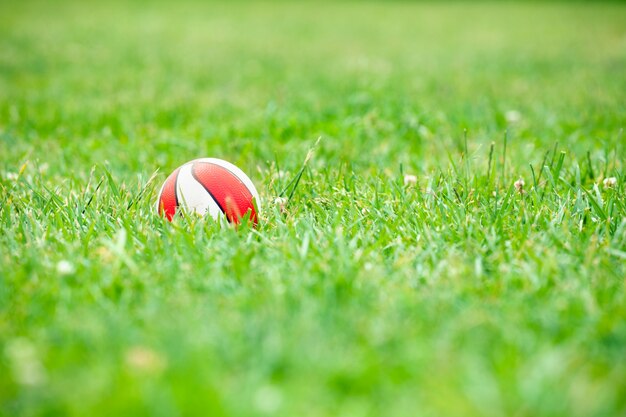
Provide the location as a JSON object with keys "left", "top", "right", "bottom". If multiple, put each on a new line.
{"left": 1, "top": 1, "right": 626, "bottom": 416}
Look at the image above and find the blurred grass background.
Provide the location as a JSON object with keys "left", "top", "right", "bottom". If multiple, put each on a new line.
{"left": 1, "top": 1, "right": 625, "bottom": 416}
{"left": 2, "top": 1, "right": 624, "bottom": 172}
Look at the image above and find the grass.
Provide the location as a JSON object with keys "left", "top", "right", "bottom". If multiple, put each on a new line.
{"left": 1, "top": 1, "right": 626, "bottom": 416}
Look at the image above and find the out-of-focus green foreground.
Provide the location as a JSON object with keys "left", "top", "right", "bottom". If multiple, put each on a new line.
{"left": 1, "top": 1, "right": 625, "bottom": 416}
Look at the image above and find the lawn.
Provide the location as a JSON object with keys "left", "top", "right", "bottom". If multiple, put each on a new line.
{"left": 1, "top": 1, "right": 625, "bottom": 416}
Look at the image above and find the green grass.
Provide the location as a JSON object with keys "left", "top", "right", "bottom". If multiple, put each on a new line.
{"left": 1, "top": 1, "right": 626, "bottom": 416}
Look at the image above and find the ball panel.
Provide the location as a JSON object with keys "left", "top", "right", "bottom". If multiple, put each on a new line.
{"left": 191, "top": 162, "right": 258, "bottom": 224}
{"left": 190, "top": 158, "right": 261, "bottom": 211}
{"left": 176, "top": 164, "right": 222, "bottom": 219}
{"left": 157, "top": 167, "right": 180, "bottom": 221}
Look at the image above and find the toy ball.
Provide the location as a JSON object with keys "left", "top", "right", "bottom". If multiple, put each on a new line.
{"left": 156, "top": 158, "right": 260, "bottom": 225}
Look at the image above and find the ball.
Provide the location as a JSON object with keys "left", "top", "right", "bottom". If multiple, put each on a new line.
{"left": 156, "top": 158, "right": 260, "bottom": 224}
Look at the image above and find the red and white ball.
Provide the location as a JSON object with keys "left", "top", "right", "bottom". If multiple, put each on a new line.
{"left": 156, "top": 158, "right": 260, "bottom": 224}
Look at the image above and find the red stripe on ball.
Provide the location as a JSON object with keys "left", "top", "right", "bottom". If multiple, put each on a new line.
{"left": 191, "top": 162, "right": 258, "bottom": 225}
{"left": 158, "top": 167, "right": 180, "bottom": 221}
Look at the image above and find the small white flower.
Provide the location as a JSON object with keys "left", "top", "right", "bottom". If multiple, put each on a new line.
{"left": 603, "top": 177, "right": 617, "bottom": 188}
{"left": 4, "top": 338, "right": 46, "bottom": 386}
{"left": 404, "top": 174, "right": 417, "bottom": 186}
{"left": 505, "top": 110, "right": 522, "bottom": 123}
{"left": 253, "top": 385, "right": 283, "bottom": 414}
{"left": 56, "top": 260, "right": 75, "bottom": 275}
{"left": 418, "top": 125, "right": 432, "bottom": 138}
{"left": 5, "top": 172, "right": 18, "bottom": 181}
{"left": 125, "top": 346, "right": 166, "bottom": 374}
{"left": 514, "top": 178, "right": 525, "bottom": 194}
{"left": 273, "top": 197, "right": 288, "bottom": 213}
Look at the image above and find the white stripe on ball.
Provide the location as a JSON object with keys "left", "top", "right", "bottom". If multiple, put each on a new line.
{"left": 176, "top": 163, "right": 223, "bottom": 219}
